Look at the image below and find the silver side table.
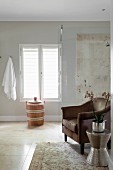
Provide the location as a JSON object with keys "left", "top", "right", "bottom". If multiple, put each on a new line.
{"left": 86, "top": 129, "right": 111, "bottom": 167}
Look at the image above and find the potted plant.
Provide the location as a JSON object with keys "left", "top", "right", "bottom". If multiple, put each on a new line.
{"left": 85, "top": 91, "right": 110, "bottom": 132}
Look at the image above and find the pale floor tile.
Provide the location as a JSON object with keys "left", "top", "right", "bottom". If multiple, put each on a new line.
{"left": 21, "top": 155, "right": 34, "bottom": 170}
{"left": 21, "top": 144, "right": 37, "bottom": 170}
{"left": 0, "top": 144, "right": 31, "bottom": 156}
{"left": 0, "top": 137, "right": 34, "bottom": 145}
{"left": 0, "top": 155, "right": 26, "bottom": 170}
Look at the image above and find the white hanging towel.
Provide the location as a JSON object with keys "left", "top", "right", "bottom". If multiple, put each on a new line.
{"left": 2, "top": 57, "right": 17, "bottom": 100}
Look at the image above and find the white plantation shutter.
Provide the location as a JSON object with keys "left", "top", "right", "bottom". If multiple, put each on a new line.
{"left": 42, "top": 48, "right": 59, "bottom": 99}
{"left": 20, "top": 44, "right": 61, "bottom": 101}
{"left": 22, "top": 48, "right": 40, "bottom": 99}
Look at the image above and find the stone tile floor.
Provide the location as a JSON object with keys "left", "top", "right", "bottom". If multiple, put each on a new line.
{"left": 0, "top": 122, "right": 110, "bottom": 170}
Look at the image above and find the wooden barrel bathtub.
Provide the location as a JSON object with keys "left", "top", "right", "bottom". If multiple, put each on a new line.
{"left": 26, "top": 100, "right": 44, "bottom": 126}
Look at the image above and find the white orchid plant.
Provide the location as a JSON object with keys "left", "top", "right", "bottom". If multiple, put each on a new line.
{"left": 85, "top": 91, "right": 110, "bottom": 123}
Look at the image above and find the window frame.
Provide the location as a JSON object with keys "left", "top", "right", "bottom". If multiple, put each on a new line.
{"left": 19, "top": 44, "right": 62, "bottom": 102}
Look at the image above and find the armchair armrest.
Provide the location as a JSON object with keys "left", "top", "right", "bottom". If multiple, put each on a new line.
{"left": 61, "top": 105, "right": 83, "bottom": 119}
{"left": 78, "top": 111, "right": 94, "bottom": 120}
{"left": 78, "top": 106, "right": 110, "bottom": 120}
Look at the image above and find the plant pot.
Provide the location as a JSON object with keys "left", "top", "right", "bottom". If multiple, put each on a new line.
{"left": 92, "top": 121, "right": 105, "bottom": 133}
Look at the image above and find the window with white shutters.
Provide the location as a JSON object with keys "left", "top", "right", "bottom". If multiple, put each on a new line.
{"left": 19, "top": 44, "right": 61, "bottom": 101}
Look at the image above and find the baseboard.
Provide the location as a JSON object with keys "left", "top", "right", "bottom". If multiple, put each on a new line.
{"left": 108, "top": 155, "right": 113, "bottom": 170}
{"left": 44, "top": 115, "right": 62, "bottom": 121}
{"left": 0, "top": 116, "right": 27, "bottom": 121}
{"left": 0, "top": 115, "right": 62, "bottom": 122}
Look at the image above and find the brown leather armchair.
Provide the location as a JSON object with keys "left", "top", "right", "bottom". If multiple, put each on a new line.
{"left": 61, "top": 97, "right": 111, "bottom": 154}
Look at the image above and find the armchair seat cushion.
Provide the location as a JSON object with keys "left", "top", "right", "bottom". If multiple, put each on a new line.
{"left": 62, "top": 119, "right": 78, "bottom": 133}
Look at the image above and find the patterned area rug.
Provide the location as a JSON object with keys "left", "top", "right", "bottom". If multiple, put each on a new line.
{"left": 29, "top": 142, "right": 108, "bottom": 170}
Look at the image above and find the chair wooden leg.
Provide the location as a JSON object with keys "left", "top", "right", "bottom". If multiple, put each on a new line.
{"left": 64, "top": 134, "right": 67, "bottom": 142}
{"left": 107, "top": 139, "right": 111, "bottom": 149}
{"left": 80, "top": 144, "right": 84, "bottom": 155}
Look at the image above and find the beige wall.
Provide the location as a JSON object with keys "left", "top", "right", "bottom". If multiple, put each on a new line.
{"left": 0, "top": 21, "right": 110, "bottom": 120}
{"left": 109, "top": 0, "right": 113, "bottom": 168}
{"left": 76, "top": 34, "right": 110, "bottom": 104}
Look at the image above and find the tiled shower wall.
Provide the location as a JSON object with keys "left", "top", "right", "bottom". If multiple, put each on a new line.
{"left": 76, "top": 34, "right": 110, "bottom": 104}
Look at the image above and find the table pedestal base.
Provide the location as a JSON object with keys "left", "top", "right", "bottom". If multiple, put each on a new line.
{"left": 87, "top": 147, "right": 109, "bottom": 167}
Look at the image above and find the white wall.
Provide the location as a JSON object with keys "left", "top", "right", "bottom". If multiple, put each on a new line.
{"left": 0, "top": 21, "right": 110, "bottom": 121}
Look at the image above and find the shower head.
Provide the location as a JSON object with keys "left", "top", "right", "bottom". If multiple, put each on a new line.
{"left": 106, "top": 41, "right": 110, "bottom": 47}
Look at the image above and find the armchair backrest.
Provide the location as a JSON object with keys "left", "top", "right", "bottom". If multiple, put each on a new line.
{"left": 93, "top": 97, "right": 110, "bottom": 111}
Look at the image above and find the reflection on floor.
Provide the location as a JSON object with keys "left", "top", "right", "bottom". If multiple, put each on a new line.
{"left": 0, "top": 122, "right": 110, "bottom": 170}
